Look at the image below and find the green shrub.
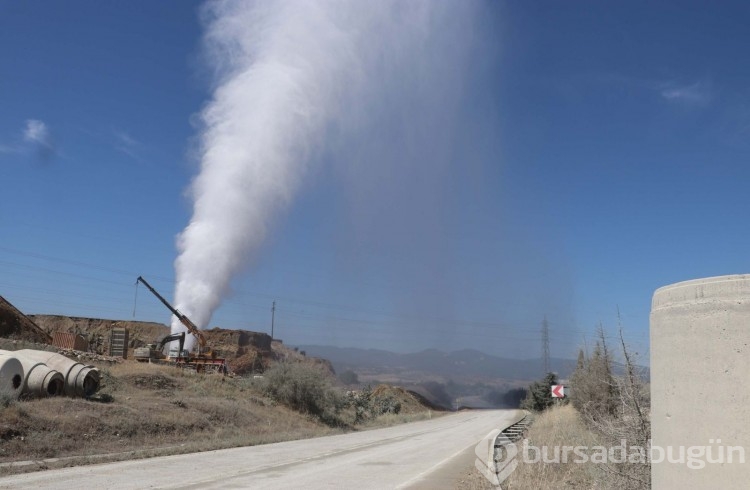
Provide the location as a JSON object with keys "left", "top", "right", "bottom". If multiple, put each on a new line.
{"left": 520, "top": 372, "right": 560, "bottom": 412}
{"left": 373, "top": 394, "right": 401, "bottom": 415}
{"left": 262, "top": 362, "right": 345, "bottom": 426}
{"left": 347, "top": 386, "right": 402, "bottom": 423}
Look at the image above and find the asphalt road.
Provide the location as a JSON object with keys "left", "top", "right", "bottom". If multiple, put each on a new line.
{"left": 0, "top": 409, "right": 522, "bottom": 489}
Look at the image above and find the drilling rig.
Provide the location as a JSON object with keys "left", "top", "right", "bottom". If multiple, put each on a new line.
{"left": 135, "top": 276, "right": 228, "bottom": 374}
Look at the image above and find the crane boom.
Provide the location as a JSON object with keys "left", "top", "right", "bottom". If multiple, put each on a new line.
{"left": 136, "top": 276, "right": 208, "bottom": 352}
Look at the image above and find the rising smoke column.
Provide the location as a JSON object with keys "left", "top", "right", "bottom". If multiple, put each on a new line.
{"left": 173, "top": 0, "right": 478, "bottom": 346}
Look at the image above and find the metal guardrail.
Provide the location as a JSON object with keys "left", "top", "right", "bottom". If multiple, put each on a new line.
{"left": 495, "top": 413, "right": 531, "bottom": 445}
{"left": 491, "top": 412, "right": 532, "bottom": 482}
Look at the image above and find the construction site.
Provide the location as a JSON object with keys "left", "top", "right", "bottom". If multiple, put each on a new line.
{"left": 0, "top": 270, "right": 341, "bottom": 391}
{"left": 0, "top": 283, "right": 440, "bottom": 474}
{"left": 0, "top": 275, "right": 329, "bottom": 381}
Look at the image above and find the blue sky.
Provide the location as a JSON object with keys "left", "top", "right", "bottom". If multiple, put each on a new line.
{"left": 1, "top": 1, "right": 748, "bottom": 361}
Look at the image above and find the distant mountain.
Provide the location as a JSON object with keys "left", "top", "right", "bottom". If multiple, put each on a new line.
{"left": 296, "top": 345, "right": 578, "bottom": 382}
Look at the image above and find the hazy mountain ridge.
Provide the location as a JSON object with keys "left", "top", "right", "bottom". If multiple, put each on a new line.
{"left": 297, "top": 345, "right": 579, "bottom": 382}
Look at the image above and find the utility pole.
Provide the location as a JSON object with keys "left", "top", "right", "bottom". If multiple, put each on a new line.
{"left": 271, "top": 300, "right": 276, "bottom": 339}
{"left": 542, "top": 316, "right": 550, "bottom": 375}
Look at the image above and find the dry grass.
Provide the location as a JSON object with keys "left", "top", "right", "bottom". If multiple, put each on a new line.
{"left": 0, "top": 362, "right": 336, "bottom": 475}
{"left": 0, "top": 360, "right": 439, "bottom": 476}
{"left": 457, "top": 405, "right": 605, "bottom": 490}
{"left": 503, "top": 405, "right": 603, "bottom": 489}
{"left": 456, "top": 464, "right": 497, "bottom": 490}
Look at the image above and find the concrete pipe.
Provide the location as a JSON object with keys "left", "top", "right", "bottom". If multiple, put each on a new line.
{"left": 14, "top": 350, "right": 100, "bottom": 398}
{"left": 0, "top": 350, "right": 65, "bottom": 398}
{"left": 651, "top": 274, "right": 750, "bottom": 489}
{"left": 0, "top": 351, "right": 64, "bottom": 398}
{"left": 0, "top": 353, "right": 24, "bottom": 400}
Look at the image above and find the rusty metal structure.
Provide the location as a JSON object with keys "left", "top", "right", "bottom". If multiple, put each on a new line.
{"left": 51, "top": 332, "right": 89, "bottom": 351}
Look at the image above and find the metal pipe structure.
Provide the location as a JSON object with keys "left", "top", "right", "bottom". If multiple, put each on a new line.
{"left": 0, "top": 353, "right": 24, "bottom": 400}
{"left": 13, "top": 350, "right": 100, "bottom": 397}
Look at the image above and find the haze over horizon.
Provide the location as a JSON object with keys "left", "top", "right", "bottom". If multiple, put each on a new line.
{"left": 2, "top": 1, "right": 749, "bottom": 361}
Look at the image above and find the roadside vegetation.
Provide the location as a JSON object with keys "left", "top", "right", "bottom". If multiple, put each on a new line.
{"left": 462, "top": 323, "right": 650, "bottom": 489}
{"left": 513, "top": 325, "right": 649, "bottom": 489}
{"left": 0, "top": 359, "right": 439, "bottom": 476}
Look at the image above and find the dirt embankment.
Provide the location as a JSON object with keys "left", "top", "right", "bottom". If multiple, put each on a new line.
{"left": 0, "top": 362, "right": 338, "bottom": 470}
{"left": 0, "top": 302, "right": 437, "bottom": 475}
{"left": 2, "top": 296, "right": 332, "bottom": 376}
{"left": 31, "top": 315, "right": 168, "bottom": 348}
{"left": 0, "top": 297, "right": 51, "bottom": 344}
{"left": 25, "top": 313, "right": 331, "bottom": 377}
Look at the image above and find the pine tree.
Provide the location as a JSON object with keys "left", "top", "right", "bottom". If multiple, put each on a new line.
{"left": 569, "top": 329, "right": 618, "bottom": 420}
{"left": 521, "top": 372, "right": 559, "bottom": 412}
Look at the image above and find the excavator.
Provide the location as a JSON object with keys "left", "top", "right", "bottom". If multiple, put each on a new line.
{"left": 135, "top": 276, "right": 228, "bottom": 374}
{"left": 133, "top": 331, "right": 186, "bottom": 362}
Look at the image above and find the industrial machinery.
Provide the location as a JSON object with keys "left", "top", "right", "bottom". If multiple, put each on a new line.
{"left": 133, "top": 332, "right": 186, "bottom": 363}
{"left": 136, "top": 276, "right": 228, "bottom": 374}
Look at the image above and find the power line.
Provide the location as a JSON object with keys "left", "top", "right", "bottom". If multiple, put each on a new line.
{"left": 0, "top": 246, "right": 651, "bottom": 348}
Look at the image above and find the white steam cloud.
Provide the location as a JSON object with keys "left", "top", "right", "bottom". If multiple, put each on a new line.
{"left": 173, "top": 0, "right": 481, "bottom": 347}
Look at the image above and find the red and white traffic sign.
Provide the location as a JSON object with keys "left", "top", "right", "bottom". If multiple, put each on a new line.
{"left": 551, "top": 385, "right": 565, "bottom": 398}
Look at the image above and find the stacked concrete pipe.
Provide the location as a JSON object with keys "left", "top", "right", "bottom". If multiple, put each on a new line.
{"left": 0, "top": 353, "right": 24, "bottom": 400}
{"left": 0, "top": 350, "right": 64, "bottom": 398}
{"left": 14, "top": 349, "right": 100, "bottom": 397}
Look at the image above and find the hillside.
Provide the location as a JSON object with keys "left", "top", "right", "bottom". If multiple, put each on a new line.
{"left": 0, "top": 297, "right": 51, "bottom": 344}
{"left": 31, "top": 314, "right": 168, "bottom": 349}
{"left": 26, "top": 314, "right": 332, "bottom": 376}
{"left": 0, "top": 304, "right": 439, "bottom": 474}
{"left": 1, "top": 295, "right": 331, "bottom": 378}
{"left": 0, "top": 361, "right": 436, "bottom": 474}
{"left": 298, "top": 345, "right": 578, "bottom": 382}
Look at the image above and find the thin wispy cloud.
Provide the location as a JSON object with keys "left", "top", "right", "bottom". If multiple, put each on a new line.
{"left": 21, "top": 118, "right": 57, "bottom": 161}
{"left": 659, "top": 81, "right": 712, "bottom": 105}
{"left": 586, "top": 73, "right": 713, "bottom": 108}
{"left": 114, "top": 129, "right": 143, "bottom": 160}
{"left": 23, "top": 119, "right": 52, "bottom": 147}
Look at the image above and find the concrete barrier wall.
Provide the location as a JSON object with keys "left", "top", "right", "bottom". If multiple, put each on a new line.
{"left": 651, "top": 274, "right": 750, "bottom": 488}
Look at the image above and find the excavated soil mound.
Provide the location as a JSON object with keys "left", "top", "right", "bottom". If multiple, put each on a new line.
{"left": 371, "top": 384, "right": 445, "bottom": 413}
{"left": 0, "top": 296, "right": 52, "bottom": 344}
{"left": 229, "top": 350, "right": 270, "bottom": 374}
{"left": 203, "top": 328, "right": 272, "bottom": 355}
{"left": 20, "top": 314, "right": 332, "bottom": 377}
{"left": 30, "top": 315, "right": 169, "bottom": 350}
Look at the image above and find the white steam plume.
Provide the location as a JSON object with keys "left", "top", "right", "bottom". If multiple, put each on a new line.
{"left": 173, "top": 0, "right": 479, "bottom": 347}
